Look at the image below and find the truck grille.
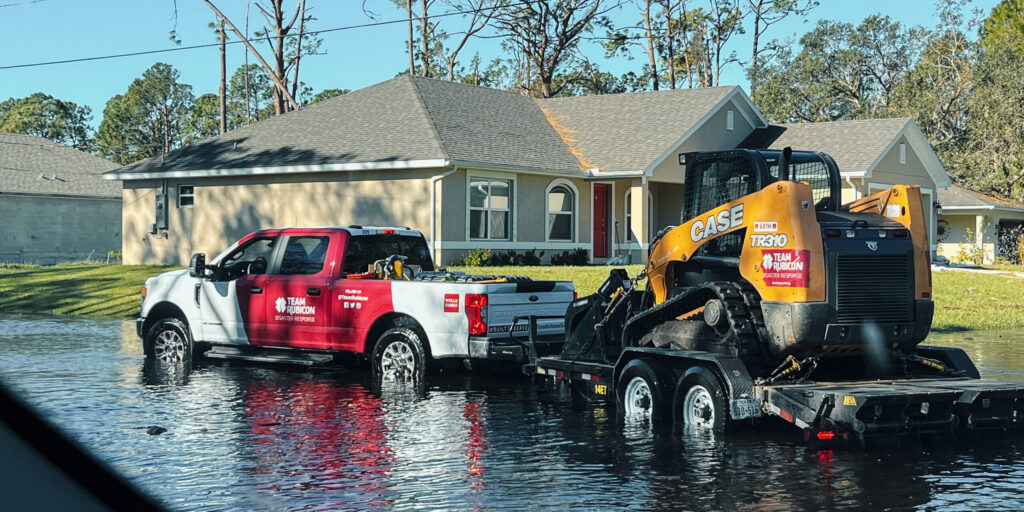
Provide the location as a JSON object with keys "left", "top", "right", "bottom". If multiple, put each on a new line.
{"left": 836, "top": 253, "right": 913, "bottom": 324}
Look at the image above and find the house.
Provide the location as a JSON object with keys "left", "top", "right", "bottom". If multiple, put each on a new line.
{"left": 0, "top": 134, "right": 121, "bottom": 264}
{"left": 935, "top": 184, "right": 1024, "bottom": 264}
{"left": 104, "top": 75, "right": 949, "bottom": 266}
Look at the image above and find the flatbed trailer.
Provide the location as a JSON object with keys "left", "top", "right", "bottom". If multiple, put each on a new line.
{"left": 515, "top": 317, "right": 1024, "bottom": 446}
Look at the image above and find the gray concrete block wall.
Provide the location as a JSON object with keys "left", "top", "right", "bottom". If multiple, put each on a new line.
{"left": 0, "top": 195, "right": 122, "bottom": 265}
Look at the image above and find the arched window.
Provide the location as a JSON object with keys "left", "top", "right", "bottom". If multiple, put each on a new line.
{"left": 546, "top": 181, "right": 576, "bottom": 242}
{"left": 625, "top": 190, "right": 655, "bottom": 242}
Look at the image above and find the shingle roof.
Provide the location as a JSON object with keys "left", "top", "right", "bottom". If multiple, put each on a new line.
{"left": 938, "top": 184, "right": 1024, "bottom": 211}
{"left": 741, "top": 118, "right": 912, "bottom": 173}
{"left": 0, "top": 134, "right": 120, "bottom": 197}
{"left": 539, "top": 86, "right": 737, "bottom": 172}
{"left": 107, "top": 77, "right": 766, "bottom": 179}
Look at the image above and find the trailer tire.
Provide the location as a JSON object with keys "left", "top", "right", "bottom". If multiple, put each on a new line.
{"left": 673, "top": 367, "right": 728, "bottom": 432}
{"left": 144, "top": 317, "right": 193, "bottom": 364}
{"left": 616, "top": 358, "right": 672, "bottom": 424}
{"left": 372, "top": 327, "right": 427, "bottom": 383}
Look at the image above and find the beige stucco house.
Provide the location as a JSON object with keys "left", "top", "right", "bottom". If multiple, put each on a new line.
{"left": 105, "top": 75, "right": 949, "bottom": 266}
{"left": 0, "top": 134, "right": 121, "bottom": 264}
{"left": 935, "top": 184, "right": 1024, "bottom": 264}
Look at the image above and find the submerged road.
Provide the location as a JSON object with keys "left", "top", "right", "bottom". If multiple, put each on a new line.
{"left": 1, "top": 316, "right": 1024, "bottom": 510}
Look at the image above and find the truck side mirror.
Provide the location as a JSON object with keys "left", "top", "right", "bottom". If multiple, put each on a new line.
{"left": 189, "top": 253, "right": 207, "bottom": 278}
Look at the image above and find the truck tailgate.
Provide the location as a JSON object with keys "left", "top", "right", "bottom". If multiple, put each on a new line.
{"left": 485, "top": 288, "right": 572, "bottom": 337}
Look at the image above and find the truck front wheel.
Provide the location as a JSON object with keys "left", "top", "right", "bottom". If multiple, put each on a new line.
{"left": 144, "top": 318, "right": 193, "bottom": 364}
{"left": 372, "top": 327, "right": 427, "bottom": 383}
{"left": 673, "top": 367, "right": 728, "bottom": 432}
{"left": 616, "top": 358, "right": 672, "bottom": 424}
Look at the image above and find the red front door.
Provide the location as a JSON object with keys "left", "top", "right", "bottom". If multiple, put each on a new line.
{"left": 593, "top": 184, "right": 610, "bottom": 258}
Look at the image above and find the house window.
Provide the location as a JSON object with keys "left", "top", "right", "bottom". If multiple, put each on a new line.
{"left": 899, "top": 143, "right": 907, "bottom": 164}
{"left": 469, "top": 177, "right": 512, "bottom": 240}
{"left": 546, "top": 182, "right": 575, "bottom": 241}
{"left": 726, "top": 110, "right": 735, "bottom": 131}
{"left": 177, "top": 185, "right": 194, "bottom": 208}
{"left": 625, "top": 190, "right": 655, "bottom": 242}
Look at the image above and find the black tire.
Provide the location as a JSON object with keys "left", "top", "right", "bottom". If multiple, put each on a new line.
{"left": 616, "top": 358, "right": 673, "bottom": 424}
{"left": 372, "top": 327, "right": 428, "bottom": 383}
{"left": 673, "top": 366, "right": 729, "bottom": 432}
{"left": 143, "top": 317, "right": 193, "bottom": 363}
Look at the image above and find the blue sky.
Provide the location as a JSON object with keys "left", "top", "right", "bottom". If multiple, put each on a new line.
{"left": 0, "top": 0, "right": 1001, "bottom": 129}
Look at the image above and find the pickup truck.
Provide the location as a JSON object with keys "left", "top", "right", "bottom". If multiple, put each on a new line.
{"left": 138, "top": 226, "right": 574, "bottom": 381}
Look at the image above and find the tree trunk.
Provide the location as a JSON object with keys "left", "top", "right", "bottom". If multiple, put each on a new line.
{"left": 644, "top": 0, "right": 659, "bottom": 91}
{"left": 219, "top": 18, "right": 227, "bottom": 134}
{"left": 420, "top": 0, "right": 429, "bottom": 77}
{"left": 244, "top": 0, "right": 252, "bottom": 124}
{"left": 665, "top": 2, "right": 676, "bottom": 89}
{"left": 750, "top": 1, "right": 762, "bottom": 95}
{"left": 407, "top": 0, "right": 415, "bottom": 74}
{"left": 291, "top": 1, "right": 305, "bottom": 104}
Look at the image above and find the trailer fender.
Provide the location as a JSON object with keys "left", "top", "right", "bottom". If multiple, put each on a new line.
{"left": 614, "top": 347, "right": 762, "bottom": 421}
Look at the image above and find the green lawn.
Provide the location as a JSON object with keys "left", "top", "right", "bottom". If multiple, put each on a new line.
{"left": 1, "top": 262, "right": 1022, "bottom": 332}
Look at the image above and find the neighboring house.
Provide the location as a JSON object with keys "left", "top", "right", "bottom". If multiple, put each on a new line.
{"left": 104, "top": 75, "right": 948, "bottom": 266}
{"left": 0, "top": 134, "right": 121, "bottom": 264}
{"left": 742, "top": 118, "right": 951, "bottom": 253}
{"left": 935, "top": 184, "right": 1024, "bottom": 264}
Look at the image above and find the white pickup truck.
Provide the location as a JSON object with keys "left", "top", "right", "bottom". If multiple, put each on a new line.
{"left": 138, "top": 226, "right": 574, "bottom": 380}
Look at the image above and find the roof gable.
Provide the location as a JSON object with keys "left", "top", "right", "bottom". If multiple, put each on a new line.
{"left": 538, "top": 86, "right": 758, "bottom": 173}
{"left": 0, "top": 134, "right": 120, "bottom": 197}
{"left": 741, "top": 118, "right": 951, "bottom": 187}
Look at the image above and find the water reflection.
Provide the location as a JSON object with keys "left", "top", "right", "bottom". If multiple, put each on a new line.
{"left": 2, "top": 316, "right": 1024, "bottom": 510}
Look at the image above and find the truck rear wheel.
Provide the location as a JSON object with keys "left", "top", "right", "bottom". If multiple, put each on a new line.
{"left": 373, "top": 327, "right": 427, "bottom": 383}
{"left": 616, "top": 358, "right": 672, "bottom": 423}
{"left": 144, "top": 318, "right": 193, "bottom": 364}
{"left": 673, "top": 367, "right": 728, "bottom": 432}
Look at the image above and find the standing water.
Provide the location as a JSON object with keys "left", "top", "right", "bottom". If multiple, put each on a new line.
{"left": 2, "top": 315, "right": 1024, "bottom": 510}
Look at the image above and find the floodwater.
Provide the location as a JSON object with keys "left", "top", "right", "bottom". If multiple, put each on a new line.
{"left": 2, "top": 317, "right": 1024, "bottom": 511}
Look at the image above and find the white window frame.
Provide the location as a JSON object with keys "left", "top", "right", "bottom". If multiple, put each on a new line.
{"left": 726, "top": 110, "right": 735, "bottom": 131}
{"left": 545, "top": 178, "right": 578, "bottom": 242}
{"left": 177, "top": 184, "right": 194, "bottom": 208}
{"left": 624, "top": 189, "right": 655, "bottom": 242}
{"left": 466, "top": 173, "right": 515, "bottom": 241}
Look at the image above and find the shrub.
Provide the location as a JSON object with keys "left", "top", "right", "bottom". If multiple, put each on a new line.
{"left": 550, "top": 248, "right": 589, "bottom": 266}
{"left": 952, "top": 228, "right": 986, "bottom": 265}
{"left": 450, "top": 248, "right": 544, "bottom": 266}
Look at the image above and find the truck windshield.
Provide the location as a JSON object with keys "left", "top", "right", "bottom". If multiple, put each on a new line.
{"left": 342, "top": 234, "right": 435, "bottom": 274}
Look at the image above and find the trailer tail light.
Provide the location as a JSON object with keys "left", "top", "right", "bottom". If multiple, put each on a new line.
{"left": 816, "top": 430, "right": 836, "bottom": 441}
{"left": 465, "top": 294, "right": 488, "bottom": 336}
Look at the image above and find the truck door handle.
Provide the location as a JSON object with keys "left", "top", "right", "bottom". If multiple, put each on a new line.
{"left": 307, "top": 288, "right": 321, "bottom": 296}
{"left": 250, "top": 287, "right": 263, "bottom": 294}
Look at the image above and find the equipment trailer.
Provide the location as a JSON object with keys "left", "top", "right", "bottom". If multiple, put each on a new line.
{"left": 519, "top": 319, "right": 1024, "bottom": 447}
{"left": 516, "top": 148, "right": 1024, "bottom": 447}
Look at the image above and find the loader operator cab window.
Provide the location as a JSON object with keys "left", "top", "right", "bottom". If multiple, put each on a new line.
{"left": 765, "top": 152, "right": 837, "bottom": 211}
{"left": 683, "top": 153, "right": 759, "bottom": 258}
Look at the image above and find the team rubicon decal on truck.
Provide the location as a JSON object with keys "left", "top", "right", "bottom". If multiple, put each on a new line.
{"left": 761, "top": 249, "right": 810, "bottom": 287}
{"left": 275, "top": 297, "right": 317, "bottom": 322}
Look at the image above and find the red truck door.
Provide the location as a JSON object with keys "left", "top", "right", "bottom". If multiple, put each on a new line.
{"left": 258, "top": 232, "right": 337, "bottom": 350}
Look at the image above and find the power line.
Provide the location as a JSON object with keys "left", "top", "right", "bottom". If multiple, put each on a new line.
{"left": 0, "top": 1, "right": 532, "bottom": 71}
{"left": 0, "top": 0, "right": 47, "bottom": 8}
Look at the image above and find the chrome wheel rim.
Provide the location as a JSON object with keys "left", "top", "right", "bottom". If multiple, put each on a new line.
{"left": 683, "top": 385, "right": 715, "bottom": 429}
{"left": 153, "top": 329, "right": 186, "bottom": 363}
{"left": 380, "top": 341, "right": 416, "bottom": 382}
{"left": 623, "top": 376, "right": 654, "bottom": 420}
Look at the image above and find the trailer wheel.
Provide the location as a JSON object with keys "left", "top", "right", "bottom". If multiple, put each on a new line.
{"left": 673, "top": 367, "right": 728, "bottom": 432}
{"left": 373, "top": 327, "right": 427, "bottom": 383}
{"left": 616, "top": 358, "right": 672, "bottom": 423}
{"left": 144, "top": 317, "right": 193, "bottom": 364}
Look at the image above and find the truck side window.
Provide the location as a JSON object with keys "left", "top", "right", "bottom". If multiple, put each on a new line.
{"left": 342, "top": 235, "right": 435, "bottom": 274}
{"left": 279, "top": 236, "right": 330, "bottom": 275}
{"left": 219, "top": 237, "right": 276, "bottom": 280}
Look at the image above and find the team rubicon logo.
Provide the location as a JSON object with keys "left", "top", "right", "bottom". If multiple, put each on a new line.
{"left": 275, "top": 297, "right": 287, "bottom": 313}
